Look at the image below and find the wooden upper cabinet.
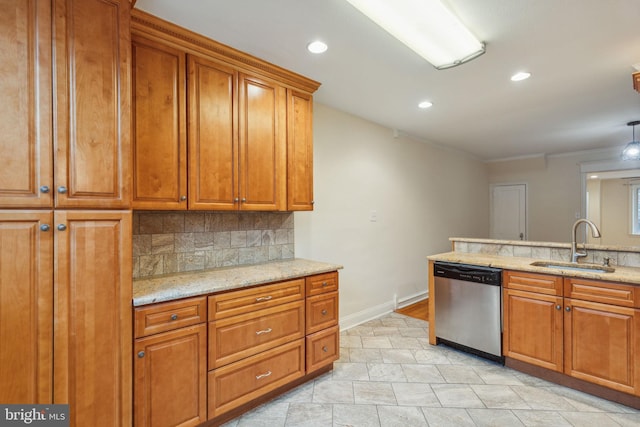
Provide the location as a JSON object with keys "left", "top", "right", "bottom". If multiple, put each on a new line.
{"left": 53, "top": 210, "right": 132, "bottom": 426}
{"left": 188, "top": 55, "right": 238, "bottom": 210}
{"left": 0, "top": 211, "right": 53, "bottom": 404}
{"left": 287, "top": 90, "right": 314, "bottom": 211}
{"left": 0, "top": 0, "right": 53, "bottom": 208}
{"left": 634, "top": 71, "right": 640, "bottom": 93}
{"left": 132, "top": 35, "right": 187, "bottom": 210}
{"left": 239, "top": 74, "right": 287, "bottom": 211}
{"left": 53, "top": 0, "right": 131, "bottom": 209}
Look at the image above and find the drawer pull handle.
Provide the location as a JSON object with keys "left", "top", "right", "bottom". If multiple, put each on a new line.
{"left": 170, "top": 314, "right": 178, "bottom": 321}
{"left": 255, "top": 328, "right": 272, "bottom": 335}
{"left": 321, "top": 309, "right": 328, "bottom": 316}
{"left": 255, "top": 371, "right": 272, "bottom": 380}
{"left": 321, "top": 282, "right": 328, "bottom": 287}
{"left": 255, "top": 295, "right": 273, "bottom": 302}
{"left": 322, "top": 346, "right": 328, "bottom": 352}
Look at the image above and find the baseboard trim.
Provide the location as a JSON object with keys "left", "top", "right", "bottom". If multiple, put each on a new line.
{"left": 340, "top": 300, "right": 395, "bottom": 331}
{"left": 396, "top": 291, "right": 428, "bottom": 309}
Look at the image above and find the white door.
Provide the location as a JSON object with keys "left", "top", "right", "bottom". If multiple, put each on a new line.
{"left": 490, "top": 184, "right": 527, "bottom": 240}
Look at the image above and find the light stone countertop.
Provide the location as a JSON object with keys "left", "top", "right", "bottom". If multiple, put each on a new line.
{"left": 133, "top": 258, "right": 343, "bottom": 306}
{"left": 427, "top": 252, "right": 640, "bottom": 285}
{"left": 449, "top": 237, "right": 640, "bottom": 253}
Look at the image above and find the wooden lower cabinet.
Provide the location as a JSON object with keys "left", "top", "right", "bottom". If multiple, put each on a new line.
{"left": 306, "top": 325, "right": 340, "bottom": 373}
{"left": 503, "top": 287, "right": 563, "bottom": 371}
{"left": 134, "top": 324, "right": 207, "bottom": 427}
{"left": 0, "top": 211, "right": 53, "bottom": 403}
{"left": 208, "top": 339, "right": 305, "bottom": 418}
{"left": 564, "top": 298, "right": 640, "bottom": 395}
{"left": 504, "top": 270, "right": 640, "bottom": 399}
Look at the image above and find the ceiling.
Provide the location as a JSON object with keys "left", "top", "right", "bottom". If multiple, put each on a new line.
{"left": 135, "top": 0, "right": 640, "bottom": 161}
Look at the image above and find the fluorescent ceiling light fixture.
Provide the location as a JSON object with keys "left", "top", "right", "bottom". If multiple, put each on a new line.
{"left": 418, "top": 101, "right": 433, "bottom": 109}
{"left": 590, "top": 175, "right": 599, "bottom": 179}
{"left": 344, "top": 0, "right": 485, "bottom": 69}
{"left": 307, "top": 41, "right": 328, "bottom": 54}
{"left": 511, "top": 72, "right": 531, "bottom": 82}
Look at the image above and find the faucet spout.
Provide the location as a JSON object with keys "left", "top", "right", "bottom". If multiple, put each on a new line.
{"left": 571, "top": 219, "right": 601, "bottom": 263}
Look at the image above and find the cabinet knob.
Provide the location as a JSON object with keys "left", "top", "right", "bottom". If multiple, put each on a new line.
{"left": 321, "top": 309, "right": 328, "bottom": 316}
{"left": 322, "top": 346, "right": 328, "bottom": 352}
{"left": 322, "top": 282, "right": 328, "bottom": 287}
{"left": 565, "top": 306, "right": 571, "bottom": 312}
{"left": 40, "top": 185, "right": 50, "bottom": 194}
{"left": 40, "top": 224, "right": 50, "bottom": 232}
{"left": 57, "top": 224, "right": 67, "bottom": 231}
{"left": 555, "top": 305, "right": 561, "bottom": 310}
{"left": 180, "top": 195, "right": 187, "bottom": 201}
{"left": 311, "top": 200, "right": 315, "bottom": 205}
{"left": 241, "top": 198, "right": 246, "bottom": 203}
{"left": 57, "top": 186, "right": 67, "bottom": 194}
{"left": 234, "top": 198, "right": 239, "bottom": 203}
{"left": 138, "top": 351, "right": 145, "bottom": 358}
{"left": 170, "top": 314, "right": 178, "bottom": 321}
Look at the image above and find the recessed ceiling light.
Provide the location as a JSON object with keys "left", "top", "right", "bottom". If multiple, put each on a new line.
{"left": 590, "top": 175, "right": 599, "bottom": 179}
{"left": 511, "top": 72, "right": 531, "bottom": 82}
{"left": 307, "top": 41, "right": 328, "bottom": 54}
{"left": 418, "top": 101, "right": 433, "bottom": 109}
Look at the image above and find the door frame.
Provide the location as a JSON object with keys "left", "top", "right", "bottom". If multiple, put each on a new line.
{"left": 489, "top": 182, "right": 528, "bottom": 241}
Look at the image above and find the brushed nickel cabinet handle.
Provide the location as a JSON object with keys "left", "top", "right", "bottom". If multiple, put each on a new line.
{"left": 40, "top": 185, "right": 50, "bottom": 193}
{"left": 321, "top": 282, "right": 328, "bottom": 287}
{"left": 565, "top": 306, "right": 571, "bottom": 312}
{"left": 241, "top": 198, "right": 247, "bottom": 203}
{"left": 40, "top": 224, "right": 50, "bottom": 232}
{"left": 255, "top": 295, "right": 273, "bottom": 302}
{"left": 170, "top": 314, "right": 178, "bottom": 321}
{"left": 138, "top": 351, "right": 145, "bottom": 358}
{"left": 255, "top": 371, "right": 272, "bottom": 380}
{"left": 255, "top": 328, "right": 272, "bottom": 335}
{"left": 180, "top": 195, "right": 187, "bottom": 201}
{"left": 555, "top": 305, "right": 561, "bottom": 310}
{"left": 57, "top": 186, "right": 67, "bottom": 194}
{"left": 234, "top": 198, "right": 239, "bottom": 202}
{"left": 57, "top": 224, "right": 67, "bottom": 231}
{"left": 322, "top": 346, "right": 328, "bottom": 352}
{"left": 321, "top": 309, "right": 328, "bottom": 316}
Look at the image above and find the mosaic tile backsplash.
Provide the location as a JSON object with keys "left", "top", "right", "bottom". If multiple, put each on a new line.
{"left": 133, "top": 211, "right": 294, "bottom": 279}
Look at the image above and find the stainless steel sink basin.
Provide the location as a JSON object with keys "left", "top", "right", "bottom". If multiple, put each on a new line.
{"left": 529, "top": 261, "right": 615, "bottom": 273}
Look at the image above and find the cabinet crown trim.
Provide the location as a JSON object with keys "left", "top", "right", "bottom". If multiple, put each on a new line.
{"left": 131, "top": 9, "right": 321, "bottom": 94}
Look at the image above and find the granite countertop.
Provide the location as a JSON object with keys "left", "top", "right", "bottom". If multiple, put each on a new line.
{"left": 427, "top": 252, "right": 640, "bottom": 285}
{"left": 133, "top": 258, "right": 343, "bottom": 306}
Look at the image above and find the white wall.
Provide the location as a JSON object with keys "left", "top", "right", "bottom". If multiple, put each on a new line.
{"left": 487, "top": 149, "right": 623, "bottom": 243}
{"left": 295, "top": 103, "right": 489, "bottom": 327}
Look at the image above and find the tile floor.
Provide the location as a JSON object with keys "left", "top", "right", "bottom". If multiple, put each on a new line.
{"left": 222, "top": 313, "right": 640, "bottom": 426}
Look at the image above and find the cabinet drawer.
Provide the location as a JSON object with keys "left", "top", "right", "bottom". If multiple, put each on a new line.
{"left": 306, "top": 325, "right": 340, "bottom": 373}
{"left": 504, "top": 270, "right": 563, "bottom": 296}
{"left": 306, "top": 271, "right": 338, "bottom": 297}
{"left": 208, "top": 279, "right": 304, "bottom": 320}
{"left": 208, "top": 339, "right": 305, "bottom": 418}
{"left": 564, "top": 278, "right": 640, "bottom": 308}
{"left": 208, "top": 300, "right": 304, "bottom": 369}
{"left": 306, "top": 291, "right": 339, "bottom": 334}
{"left": 135, "top": 296, "right": 207, "bottom": 338}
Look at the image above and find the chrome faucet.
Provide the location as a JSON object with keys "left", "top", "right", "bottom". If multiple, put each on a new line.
{"left": 571, "top": 219, "right": 601, "bottom": 263}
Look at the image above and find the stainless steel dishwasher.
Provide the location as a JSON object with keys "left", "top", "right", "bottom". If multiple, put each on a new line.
{"left": 434, "top": 261, "right": 503, "bottom": 362}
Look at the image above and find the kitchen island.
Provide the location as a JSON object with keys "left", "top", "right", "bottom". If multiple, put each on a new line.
{"left": 428, "top": 238, "right": 640, "bottom": 409}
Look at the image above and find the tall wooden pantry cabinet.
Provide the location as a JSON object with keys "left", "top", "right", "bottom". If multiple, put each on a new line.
{"left": 0, "top": 0, "right": 133, "bottom": 425}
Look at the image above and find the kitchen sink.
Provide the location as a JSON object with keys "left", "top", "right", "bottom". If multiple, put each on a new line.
{"left": 529, "top": 261, "right": 615, "bottom": 273}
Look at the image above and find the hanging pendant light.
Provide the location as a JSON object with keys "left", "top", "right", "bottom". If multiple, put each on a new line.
{"left": 622, "top": 120, "right": 640, "bottom": 160}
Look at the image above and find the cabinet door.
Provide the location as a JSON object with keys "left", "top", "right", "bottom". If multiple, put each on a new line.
{"left": 0, "top": 211, "right": 53, "bottom": 403}
{"left": 0, "top": 0, "right": 53, "bottom": 208}
{"left": 564, "top": 298, "right": 640, "bottom": 395}
{"left": 53, "top": 210, "right": 132, "bottom": 426}
{"left": 238, "top": 74, "right": 286, "bottom": 211}
{"left": 132, "top": 35, "right": 187, "bottom": 210}
{"left": 188, "top": 55, "right": 238, "bottom": 210}
{"left": 287, "top": 90, "right": 314, "bottom": 211}
{"left": 503, "top": 288, "right": 563, "bottom": 371}
{"left": 53, "top": 0, "right": 131, "bottom": 208}
{"left": 135, "top": 324, "right": 207, "bottom": 427}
